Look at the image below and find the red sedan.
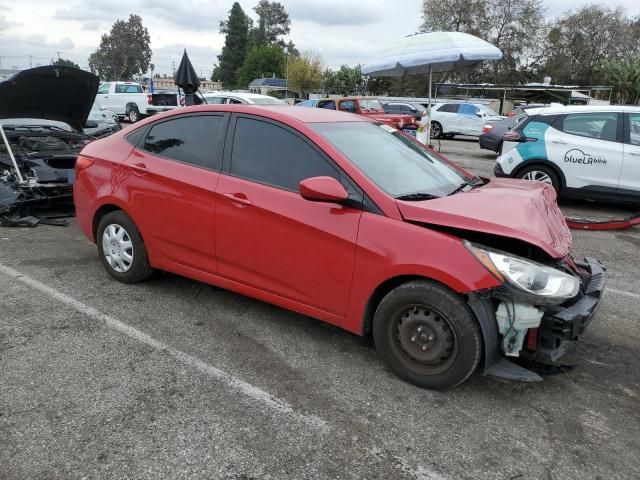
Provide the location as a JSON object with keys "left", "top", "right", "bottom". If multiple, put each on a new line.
{"left": 74, "top": 105, "right": 605, "bottom": 389}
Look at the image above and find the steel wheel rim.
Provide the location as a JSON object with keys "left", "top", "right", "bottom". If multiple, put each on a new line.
{"left": 389, "top": 304, "right": 458, "bottom": 375}
{"left": 431, "top": 123, "right": 441, "bottom": 138}
{"left": 522, "top": 170, "right": 552, "bottom": 184}
{"left": 102, "top": 223, "right": 134, "bottom": 273}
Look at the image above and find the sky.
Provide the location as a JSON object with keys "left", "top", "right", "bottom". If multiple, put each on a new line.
{"left": 0, "top": 0, "right": 639, "bottom": 78}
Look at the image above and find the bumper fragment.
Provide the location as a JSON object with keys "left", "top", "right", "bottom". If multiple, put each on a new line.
{"left": 493, "top": 162, "right": 508, "bottom": 177}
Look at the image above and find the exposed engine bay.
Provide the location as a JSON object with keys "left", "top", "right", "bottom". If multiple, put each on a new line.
{"left": 0, "top": 124, "right": 88, "bottom": 225}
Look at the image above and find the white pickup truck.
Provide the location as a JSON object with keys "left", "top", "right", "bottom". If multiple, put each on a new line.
{"left": 95, "top": 81, "right": 178, "bottom": 123}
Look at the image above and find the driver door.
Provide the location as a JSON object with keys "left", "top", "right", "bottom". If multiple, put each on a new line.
{"left": 215, "top": 115, "right": 363, "bottom": 316}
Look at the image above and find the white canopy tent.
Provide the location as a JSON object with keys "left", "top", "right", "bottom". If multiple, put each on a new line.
{"left": 363, "top": 32, "right": 503, "bottom": 145}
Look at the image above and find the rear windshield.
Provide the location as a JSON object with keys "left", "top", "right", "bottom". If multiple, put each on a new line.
{"left": 115, "top": 84, "right": 143, "bottom": 94}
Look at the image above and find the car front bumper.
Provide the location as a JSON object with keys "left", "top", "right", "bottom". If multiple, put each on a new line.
{"left": 534, "top": 257, "right": 606, "bottom": 362}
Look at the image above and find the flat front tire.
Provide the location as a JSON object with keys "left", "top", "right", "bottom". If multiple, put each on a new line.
{"left": 97, "top": 210, "right": 154, "bottom": 283}
{"left": 373, "top": 281, "right": 482, "bottom": 390}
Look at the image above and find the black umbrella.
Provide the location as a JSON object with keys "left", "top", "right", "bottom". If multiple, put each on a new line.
{"left": 174, "top": 49, "right": 200, "bottom": 106}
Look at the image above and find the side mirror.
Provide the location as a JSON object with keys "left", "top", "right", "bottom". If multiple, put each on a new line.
{"left": 475, "top": 112, "right": 483, "bottom": 117}
{"left": 299, "top": 176, "right": 349, "bottom": 203}
{"left": 85, "top": 120, "right": 99, "bottom": 128}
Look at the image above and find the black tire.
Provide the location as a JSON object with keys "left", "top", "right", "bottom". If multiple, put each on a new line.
{"left": 430, "top": 121, "right": 443, "bottom": 139}
{"left": 516, "top": 164, "right": 561, "bottom": 193}
{"left": 97, "top": 210, "right": 154, "bottom": 283}
{"left": 373, "top": 280, "right": 482, "bottom": 390}
{"left": 127, "top": 105, "right": 140, "bottom": 123}
{"left": 497, "top": 141, "right": 503, "bottom": 155}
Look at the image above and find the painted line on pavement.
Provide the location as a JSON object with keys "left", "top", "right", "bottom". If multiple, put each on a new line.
{"left": 0, "top": 262, "right": 329, "bottom": 433}
{"left": 608, "top": 288, "right": 640, "bottom": 300}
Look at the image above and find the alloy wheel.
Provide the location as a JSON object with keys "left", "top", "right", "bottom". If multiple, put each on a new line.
{"left": 521, "top": 170, "right": 552, "bottom": 184}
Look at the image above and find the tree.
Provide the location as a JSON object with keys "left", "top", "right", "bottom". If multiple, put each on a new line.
{"left": 52, "top": 58, "right": 80, "bottom": 69}
{"left": 236, "top": 44, "right": 285, "bottom": 88}
{"left": 287, "top": 52, "right": 323, "bottom": 98}
{"left": 250, "top": 0, "right": 291, "bottom": 47}
{"left": 323, "top": 65, "right": 364, "bottom": 95}
{"left": 218, "top": 2, "right": 252, "bottom": 88}
{"left": 211, "top": 63, "right": 222, "bottom": 82}
{"left": 421, "top": 0, "right": 546, "bottom": 84}
{"left": 600, "top": 56, "right": 640, "bottom": 104}
{"left": 88, "top": 14, "right": 151, "bottom": 80}
{"left": 542, "top": 6, "right": 639, "bottom": 85}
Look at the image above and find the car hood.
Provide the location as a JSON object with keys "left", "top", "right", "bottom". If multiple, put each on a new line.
{"left": 396, "top": 178, "right": 572, "bottom": 258}
{"left": 0, "top": 66, "right": 100, "bottom": 132}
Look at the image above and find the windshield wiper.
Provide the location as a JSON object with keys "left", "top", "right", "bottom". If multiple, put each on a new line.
{"left": 448, "top": 176, "right": 484, "bottom": 196}
{"left": 395, "top": 192, "right": 440, "bottom": 201}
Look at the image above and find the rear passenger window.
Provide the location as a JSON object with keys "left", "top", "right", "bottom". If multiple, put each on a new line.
{"left": 142, "top": 115, "right": 224, "bottom": 169}
{"left": 459, "top": 104, "right": 479, "bottom": 115}
{"left": 628, "top": 114, "right": 640, "bottom": 146}
{"left": 561, "top": 113, "right": 618, "bottom": 142}
{"left": 438, "top": 104, "right": 459, "bottom": 113}
{"left": 230, "top": 117, "right": 339, "bottom": 191}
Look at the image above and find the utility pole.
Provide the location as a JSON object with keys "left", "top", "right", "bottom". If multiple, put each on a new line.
{"left": 172, "top": 60, "right": 176, "bottom": 76}
{"left": 56, "top": 51, "right": 61, "bottom": 61}
{"left": 28, "top": 55, "right": 33, "bottom": 68}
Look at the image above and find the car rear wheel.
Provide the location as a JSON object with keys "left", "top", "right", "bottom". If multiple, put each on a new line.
{"left": 373, "top": 280, "right": 482, "bottom": 390}
{"left": 127, "top": 105, "right": 140, "bottom": 123}
{"left": 517, "top": 164, "right": 560, "bottom": 193}
{"left": 430, "top": 121, "right": 443, "bottom": 139}
{"left": 97, "top": 210, "right": 154, "bottom": 283}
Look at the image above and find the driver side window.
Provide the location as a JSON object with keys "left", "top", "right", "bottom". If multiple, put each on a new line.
{"left": 229, "top": 117, "right": 339, "bottom": 192}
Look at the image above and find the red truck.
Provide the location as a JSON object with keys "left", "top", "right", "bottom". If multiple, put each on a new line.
{"left": 312, "top": 96, "right": 418, "bottom": 136}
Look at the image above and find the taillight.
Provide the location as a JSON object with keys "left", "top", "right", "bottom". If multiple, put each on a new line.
{"left": 503, "top": 131, "right": 523, "bottom": 142}
{"left": 482, "top": 124, "right": 494, "bottom": 133}
{"left": 76, "top": 156, "right": 95, "bottom": 172}
{"left": 147, "top": 94, "right": 153, "bottom": 105}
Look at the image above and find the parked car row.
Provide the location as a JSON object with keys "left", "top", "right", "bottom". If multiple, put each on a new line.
{"left": 297, "top": 96, "right": 419, "bottom": 135}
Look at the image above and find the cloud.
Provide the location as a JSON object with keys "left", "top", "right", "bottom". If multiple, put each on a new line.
{"left": 287, "top": 0, "right": 385, "bottom": 26}
{"left": 0, "top": 14, "right": 19, "bottom": 29}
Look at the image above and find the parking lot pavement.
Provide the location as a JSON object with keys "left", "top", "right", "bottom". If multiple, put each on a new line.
{"left": 1, "top": 144, "right": 639, "bottom": 479}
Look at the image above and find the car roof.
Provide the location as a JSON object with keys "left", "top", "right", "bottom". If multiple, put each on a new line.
{"left": 530, "top": 105, "right": 640, "bottom": 116}
{"left": 202, "top": 91, "right": 276, "bottom": 100}
{"left": 143, "top": 104, "right": 371, "bottom": 124}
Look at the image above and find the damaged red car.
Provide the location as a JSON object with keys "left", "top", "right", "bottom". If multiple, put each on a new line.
{"left": 74, "top": 105, "right": 606, "bottom": 390}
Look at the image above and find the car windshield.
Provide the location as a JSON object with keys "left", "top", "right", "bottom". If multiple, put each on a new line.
{"left": 250, "top": 97, "right": 285, "bottom": 105}
{"left": 311, "top": 122, "right": 467, "bottom": 198}
{"left": 359, "top": 99, "right": 384, "bottom": 111}
{"left": 479, "top": 105, "right": 500, "bottom": 117}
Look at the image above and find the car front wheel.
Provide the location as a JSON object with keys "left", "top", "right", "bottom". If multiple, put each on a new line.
{"left": 430, "top": 121, "right": 443, "bottom": 139}
{"left": 517, "top": 164, "right": 560, "bottom": 193}
{"left": 373, "top": 280, "right": 482, "bottom": 390}
{"left": 97, "top": 210, "right": 154, "bottom": 283}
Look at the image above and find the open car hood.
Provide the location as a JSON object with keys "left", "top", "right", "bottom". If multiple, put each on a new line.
{"left": 0, "top": 66, "right": 99, "bottom": 132}
{"left": 396, "top": 178, "right": 572, "bottom": 258}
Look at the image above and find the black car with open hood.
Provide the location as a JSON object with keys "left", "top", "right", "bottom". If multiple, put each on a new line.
{"left": 0, "top": 66, "right": 100, "bottom": 225}
{"left": 0, "top": 65, "right": 99, "bottom": 132}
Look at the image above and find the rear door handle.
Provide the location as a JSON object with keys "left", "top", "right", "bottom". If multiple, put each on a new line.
{"left": 552, "top": 140, "right": 568, "bottom": 144}
{"left": 222, "top": 193, "right": 253, "bottom": 206}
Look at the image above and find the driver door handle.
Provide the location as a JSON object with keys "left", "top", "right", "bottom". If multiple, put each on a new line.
{"left": 552, "top": 140, "right": 568, "bottom": 144}
{"left": 222, "top": 193, "right": 253, "bottom": 206}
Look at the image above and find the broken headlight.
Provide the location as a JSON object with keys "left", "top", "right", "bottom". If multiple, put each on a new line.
{"left": 466, "top": 242, "right": 580, "bottom": 305}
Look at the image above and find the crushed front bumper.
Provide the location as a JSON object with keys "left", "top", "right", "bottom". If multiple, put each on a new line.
{"left": 471, "top": 257, "right": 606, "bottom": 381}
{"left": 534, "top": 257, "right": 606, "bottom": 362}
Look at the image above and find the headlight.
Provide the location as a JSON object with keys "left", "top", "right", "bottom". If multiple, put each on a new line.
{"left": 466, "top": 242, "right": 580, "bottom": 304}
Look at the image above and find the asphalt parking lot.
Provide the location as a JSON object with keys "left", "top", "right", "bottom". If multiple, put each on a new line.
{"left": 1, "top": 138, "right": 639, "bottom": 480}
